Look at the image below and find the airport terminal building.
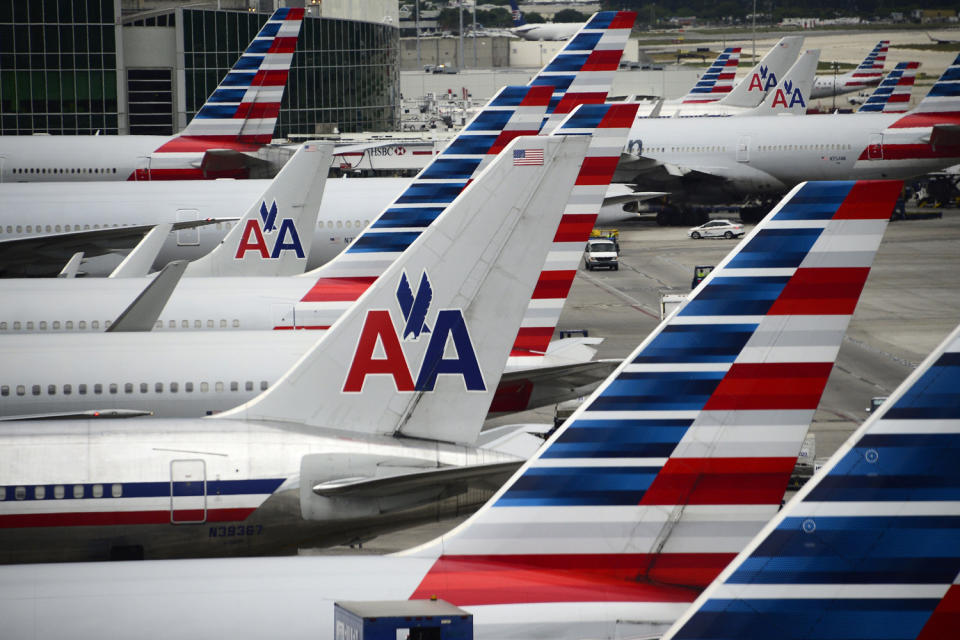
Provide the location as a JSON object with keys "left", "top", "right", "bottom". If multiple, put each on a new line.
{"left": 0, "top": 0, "right": 400, "bottom": 137}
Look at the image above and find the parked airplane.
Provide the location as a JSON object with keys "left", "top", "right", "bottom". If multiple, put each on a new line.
{"left": 0, "top": 133, "right": 589, "bottom": 564}
{"left": 810, "top": 40, "right": 889, "bottom": 99}
{"left": 617, "top": 52, "right": 960, "bottom": 224}
{"left": 928, "top": 31, "right": 960, "bottom": 45}
{"left": 857, "top": 61, "right": 920, "bottom": 113}
{"left": 0, "top": 7, "right": 303, "bottom": 183}
{"left": 676, "top": 46, "right": 742, "bottom": 104}
{"left": 508, "top": 0, "right": 582, "bottom": 40}
{"left": 660, "top": 320, "right": 960, "bottom": 640}
{"left": 743, "top": 49, "right": 819, "bottom": 116}
{"left": 0, "top": 178, "right": 900, "bottom": 637}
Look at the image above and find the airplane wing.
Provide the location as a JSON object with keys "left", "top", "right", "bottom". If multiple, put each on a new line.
{"left": 311, "top": 461, "right": 522, "bottom": 498}
{"left": 603, "top": 183, "right": 668, "bottom": 206}
{"left": 0, "top": 218, "right": 228, "bottom": 277}
{"left": 198, "top": 148, "right": 284, "bottom": 180}
{"left": 0, "top": 409, "right": 153, "bottom": 421}
{"left": 106, "top": 260, "right": 188, "bottom": 332}
{"left": 615, "top": 152, "right": 732, "bottom": 191}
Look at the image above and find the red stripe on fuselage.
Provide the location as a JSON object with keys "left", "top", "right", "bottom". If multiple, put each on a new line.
{"left": 703, "top": 362, "right": 835, "bottom": 411}
{"left": 301, "top": 276, "right": 377, "bottom": 303}
{"left": 640, "top": 457, "right": 797, "bottom": 506}
{"left": 0, "top": 507, "right": 256, "bottom": 528}
{"left": 409, "top": 552, "right": 728, "bottom": 606}
{"left": 127, "top": 167, "right": 249, "bottom": 181}
{"left": 152, "top": 137, "right": 263, "bottom": 153}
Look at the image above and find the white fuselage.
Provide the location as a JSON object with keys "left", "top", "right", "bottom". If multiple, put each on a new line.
{"left": 0, "top": 418, "right": 515, "bottom": 564}
{"left": 512, "top": 22, "right": 583, "bottom": 41}
{"left": 810, "top": 70, "right": 883, "bottom": 99}
{"left": 620, "top": 111, "right": 960, "bottom": 203}
{"left": 0, "top": 177, "right": 408, "bottom": 273}
{"left": 0, "top": 135, "right": 170, "bottom": 182}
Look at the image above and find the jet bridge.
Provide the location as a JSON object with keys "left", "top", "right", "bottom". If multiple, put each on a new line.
{"left": 334, "top": 599, "right": 472, "bottom": 640}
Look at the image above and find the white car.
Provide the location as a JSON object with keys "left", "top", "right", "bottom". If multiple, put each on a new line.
{"left": 688, "top": 219, "right": 744, "bottom": 239}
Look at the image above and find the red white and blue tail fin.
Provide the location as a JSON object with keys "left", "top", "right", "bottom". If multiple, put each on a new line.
{"left": 749, "top": 49, "right": 818, "bottom": 116}
{"left": 511, "top": 102, "right": 638, "bottom": 357}
{"left": 858, "top": 61, "right": 919, "bottom": 113}
{"left": 718, "top": 36, "right": 803, "bottom": 108}
{"left": 183, "top": 141, "right": 331, "bottom": 277}
{"left": 402, "top": 180, "right": 899, "bottom": 619}
{"left": 217, "top": 135, "right": 589, "bottom": 446}
{"left": 662, "top": 319, "right": 960, "bottom": 640}
{"left": 855, "top": 38, "right": 889, "bottom": 75}
{"left": 178, "top": 8, "right": 304, "bottom": 143}
{"left": 902, "top": 52, "right": 960, "bottom": 118}
{"left": 681, "top": 47, "right": 742, "bottom": 104}
{"left": 531, "top": 11, "right": 637, "bottom": 134}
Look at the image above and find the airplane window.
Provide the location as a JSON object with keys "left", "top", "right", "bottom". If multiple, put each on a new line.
{"left": 355, "top": 220, "right": 361, "bottom": 227}
{"left": 16, "top": 385, "right": 25, "bottom": 396}
{"left": 32, "top": 385, "right": 40, "bottom": 396}
{"left": 39, "top": 321, "right": 47, "bottom": 330}
{"left": 79, "top": 384, "right": 87, "bottom": 395}
{"left": 94, "top": 224, "right": 100, "bottom": 229}
{"left": 4, "top": 226, "right": 9, "bottom": 233}
{"left": 0, "top": 386, "right": 7, "bottom": 396}
{"left": 53, "top": 321, "right": 61, "bottom": 329}
{"left": 194, "top": 320, "right": 201, "bottom": 329}
{"left": 0, "top": 322, "right": 5, "bottom": 330}
{"left": 327, "top": 221, "right": 333, "bottom": 228}
{"left": 345, "top": 220, "right": 352, "bottom": 228}
{"left": 65, "top": 321, "right": 72, "bottom": 330}
{"left": 91, "top": 320, "right": 99, "bottom": 329}
{"left": 181, "top": 320, "right": 188, "bottom": 328}
{"left": 13, "top": 321, "right": 21, "bottom": 330}
{"left": 168, "top": 320, "right": 175, "bottom": 328}
{"left": 220, "top": 319, "right": 227, "bottom": 328}
{"left": 245, "top": 381, "right": 253, "bottom": 391}
{"left": 94, "top": 383, "right": 102, "bottom": 394}
{"left": 16, "top": 225, "right": 21, "bottom": 232}
{"left": 54, "top": 485, "right": 65, "bottom": 499}
{"left": 26, "top": 225, "right": 32, "bottom": 233}
{"left": 201, "top": 382, "right": 210, "bottom": 393}
{"left": 113, "top": 168, "right": 117, "bottom": 174}
{"left": 140, "top": 383, "right": 148, "bottom": 393}
{"left": 73, "top": 485, "right": 84, "bottom": 499}
{"left": 124, "top": 383, "right": 133, "bottom": 394}
{"left": 63, "top": 384, "right": 71, "bottom": 395}
{"left": 230, "top": 381, "right": 238, "bottom": 392}
{"left": 155, "top": 382, "right": 163, "bottom": 393}
{"left": 232, "top": 319, "right": 240, "bottom": 328}
{"left": 185, "top": 382, "right": 193, "bottom": 392}
{"left": 84, "top": 224, "right": 90, "bottom": 230}
{"left": 109, "top": 383, "right": 118, "bottom": 394}
{"left": 15, "top": 487, "right": 26, "bottom": 500}
{"left": 111, "top": 484, "right": 122, "bottom": 498}
{"left": 260, "top": 381, "right": 268, "bottom": 391}
{"left": 0, "top": 487, "right": 5, "bottom": 500}
{"left": 35, "top": 486, "right": 45, "bottom": 499}
{"left": 26, "top": 321, "right": 33, "bottom": 330}
{"left": 55, "top": 225, "right": 61, "bottom": 232}
{"left": 207, "top": 320, "right": 213, "bottom": 328}
{"left": 215, "top": 381, "right": 224, "bottom": 393}
{"left": 364, "top": 220, "right": 370, "bottom": 226}
{"left": 92, "top": 484, "right": 103, "bottom": 498}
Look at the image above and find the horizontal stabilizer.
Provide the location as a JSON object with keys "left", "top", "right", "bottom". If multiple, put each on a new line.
{"left": 313, "top": 461, "right": 522, "bottom": 498}
{"left": 109, "top": 223, "right": 174, "bottom": 278}
{"left": 57, "top": 252, "right": 84, "bottom": 278}
{"left": 0, "top": 409, "right": 153, "bottom": 421}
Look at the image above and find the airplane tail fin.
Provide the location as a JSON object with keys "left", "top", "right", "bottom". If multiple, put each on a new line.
{"left": 216, "top": 134, "right": 590, "bottom": 445}
{"left": 855, "top": 39, "right": 889, "bottom": 72}
{"left": 403, "top": 180, "right": 900, "bottom": 610}
{"left": 858, "top": 61, "right": 920, "bottom": 113}
{"left": 177, "top": 8, "right": 304, "bottom": 144}
{"left": 661, "top": 320, "right": 960, "bottom": 640}
{"left": 530, "top": 11, "right": 638, "bottom": 133}
{"left": 511, "top": 102, "right": 638, "bottom": 358}
{"left": 183, "top": 141, "right": 331, "bottom": 277}
{"left": 749, "top": 49, "right": 819, "bottom": 116}
{"left": 899, "top": 52, "right": 960, "bottom": 119}
{"left": 681, "top": 47, "right": 742, "bottom": 103}
{"left": 718, "top": 36, "right": 803, "bottom": 108}
{"left": 509, "top": 0, "right": 526, "bottom": 27}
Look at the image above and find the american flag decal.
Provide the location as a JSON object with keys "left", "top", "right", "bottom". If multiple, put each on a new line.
{"left": 513, "top": 148, "right": 544, "bottom": 166}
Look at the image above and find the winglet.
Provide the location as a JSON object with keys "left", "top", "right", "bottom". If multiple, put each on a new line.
{"left": 109, "top": 223, "right": 174, "bottom": 278}
{"left": 215, "top": 135, "right": 590, "bottom": 446}
{"left": 106, "top": 260, "right": 188, "bottom": 332}
{"left": 183, "top": 141, "right": 332, "bottom": 277}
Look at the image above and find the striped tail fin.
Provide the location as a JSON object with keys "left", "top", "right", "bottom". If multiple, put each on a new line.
{"left": 901, "top": 52, "right": 960, "bottom": 118}
{"left": 681, "top": 47, "right": 742, "bottom": 104}
{"left": 511, "top": 102, "right": 638, "bottom": 357}
{"left": 858, "top": 61, "right": 920, "bottom": 113}
{"left": 531, "top": 11, "right": 637, "bottom": 134}
{"left": 178, "top": 8, "right": 304, "bottom": 144}
{"left": 288, "top": 84, "right": 553, "bottom": 330}
{"left": 662, "top": 320, "right": 960, "bottom": 640}
{"left": 855, "top": 39, "right": 889, "bottom": 73}
{"left": 403, "top": 180, "right": 900, "bottom": 616}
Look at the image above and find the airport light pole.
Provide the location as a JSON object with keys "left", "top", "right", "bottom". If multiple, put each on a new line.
{"left": 473, "top": 2, "right": 478, "bottom": 68}
{"left": 751, "top": 0, "right": 756, "bottom": 63}
{"left": 459, "top": 2, "right": 464, "bottom": 70}
{"left": 415, "top": 0, "right": 421, "bottom": 70}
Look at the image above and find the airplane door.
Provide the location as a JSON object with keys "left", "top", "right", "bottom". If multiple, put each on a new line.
{"left": 867, "top": 133, "right": 883, "bottom": 160}
{"left": 736, "top": 136, "right": 751, "bottom": 163}
{"left": 170, "top": 459, "right": 206, "bottom": 524}
{"left": 135, "top": 155, "right": 151, "bottom": 181}
{"left": 176, "top": 209, "right": 200, "bottom": 246}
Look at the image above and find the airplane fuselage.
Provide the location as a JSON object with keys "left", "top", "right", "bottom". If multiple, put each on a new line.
{"left": 620, "top": 111, "right": 960, "bottom": 203}
{"left": 512, "top": 22, "right": 583, "bottom": 40}
{"left": 0, "top": 418, "right": 514, "bottom": 563}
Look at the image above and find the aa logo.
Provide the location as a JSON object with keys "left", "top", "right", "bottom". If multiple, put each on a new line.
{"left": 343, "top": 271, "right": 486, "bottom": 393}
{"left": 748, "top": 65, "right": 778, "bottom": 92}
{"left": 770, "top": 79, "right": 806, "bottom": 109}
{"left": 235, "top": 200, "right": 305, "bottom": 259}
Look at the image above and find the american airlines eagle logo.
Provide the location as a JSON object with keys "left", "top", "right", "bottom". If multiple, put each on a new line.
{"left": 342, "top": 270, "right": 485, "bottom": 393}
{"left": 234, "top": 200, "right": 305, "bottom": 259}
{"left": 748, "top": 65, "right": 778, "bottom": 92}
{"left": 770, "top": 79, "right": 806, "bottom": 109}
